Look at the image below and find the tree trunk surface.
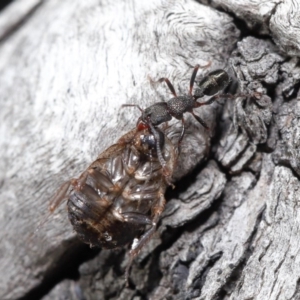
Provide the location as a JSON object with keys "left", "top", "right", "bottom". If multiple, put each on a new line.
{"left": 0, "top": 0, "right": 299, "bottom": 299}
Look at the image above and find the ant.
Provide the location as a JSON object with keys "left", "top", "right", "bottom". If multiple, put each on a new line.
{"left": 123, "top": 65, "right": 230, "bottom": 168}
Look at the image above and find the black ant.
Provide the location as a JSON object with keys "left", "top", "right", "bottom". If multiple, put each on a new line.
{"left": 123, "top": 65, "right": 230, "bottom": 169}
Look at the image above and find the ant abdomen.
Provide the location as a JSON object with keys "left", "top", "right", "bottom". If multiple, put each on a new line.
{"left": 195, "top": 69, "right": 230, "bottom": 98}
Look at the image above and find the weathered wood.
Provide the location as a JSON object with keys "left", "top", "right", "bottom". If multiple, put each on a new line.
{"left": 1, "top": 0, "right": 300, "bottom": 299}
{"left": 199, "top": 0, "right": 300, "bottom": 56}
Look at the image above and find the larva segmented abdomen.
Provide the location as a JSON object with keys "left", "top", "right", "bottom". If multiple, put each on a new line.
{"left": 67, "top": 128, "right": 176, "bottom": 249}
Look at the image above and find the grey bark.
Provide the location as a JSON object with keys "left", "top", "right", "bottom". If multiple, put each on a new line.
{"left": 0, "top": 0, "right": 299, "bottom": 299}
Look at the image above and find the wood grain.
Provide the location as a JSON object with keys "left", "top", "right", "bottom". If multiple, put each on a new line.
{"left": 0, "top": 0, "right": 299, "bottom": 299}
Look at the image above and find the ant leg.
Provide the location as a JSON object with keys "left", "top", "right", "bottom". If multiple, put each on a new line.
{"left": 194, "top": 93, "right": 234, "bottom": 107}
{"left": 177, "top": 117, "right": 185, "bottom": 152}
{"left": 196, "top": 91, "right": 260, "bottom": 108}
{"left": 147, "top": 121, "right": 167, "bottom": 168}
{"left": 189, "top": 62, "right": 212, "bottom": 95}
{"left": 191, "top": 111, "right": 209, "bottom": 130}
{"left": 152, "top": 77, "right": 177, "bottom": 97}
{"left": 120, "top": 105, "right": 146, "bottom": 130}
{"left": 189, "top": 65, "right": 200, "bottom": 95}
{"left": 121, "top": 104, "right": 144, "bottom": 112}
{"left": 125, "top": 192, "right": 166, "bottom": 285}
{"left": 147, "top": 120, "right": 172, "bottom": 185}
{"left": 194, "top": 95, "right": 219, "bottom": 107}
